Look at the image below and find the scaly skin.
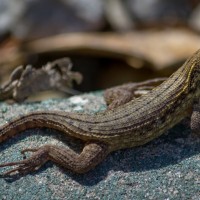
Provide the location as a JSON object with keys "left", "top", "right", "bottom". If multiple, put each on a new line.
{"left": 1, "top": 49, "right": 200, "bottom": 175}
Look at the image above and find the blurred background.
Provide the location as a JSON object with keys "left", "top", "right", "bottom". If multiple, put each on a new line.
{"left": 1, "top": 0, "right": 200, "bottom": 96}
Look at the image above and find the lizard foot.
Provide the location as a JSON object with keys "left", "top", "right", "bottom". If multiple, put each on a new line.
{"left": 0, "top": 146, "right": 49, "bottom": 176}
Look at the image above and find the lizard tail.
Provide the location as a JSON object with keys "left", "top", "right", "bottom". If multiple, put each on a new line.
{"left": 0, "top": 111, "right": 77, "bottom": 143}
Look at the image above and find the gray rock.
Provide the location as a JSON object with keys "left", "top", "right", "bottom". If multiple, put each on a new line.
{"left": 0, "top": 93, "right": 199, "bottom": 199}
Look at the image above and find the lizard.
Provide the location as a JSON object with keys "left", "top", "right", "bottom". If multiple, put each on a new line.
{"left": 0, "top": 49, "right": 200, "bottom": 176}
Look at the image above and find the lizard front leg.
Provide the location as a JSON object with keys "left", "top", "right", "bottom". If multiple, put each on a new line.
{"left": 191, "top": 100, "right": 200, "bottom": 136}
{"left": 0, "top": 142, "right": 109, "bottom": 175}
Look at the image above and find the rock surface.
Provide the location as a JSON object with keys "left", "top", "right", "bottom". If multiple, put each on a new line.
{"left": 0, "top": 92, "right": 199, "bottom": 200}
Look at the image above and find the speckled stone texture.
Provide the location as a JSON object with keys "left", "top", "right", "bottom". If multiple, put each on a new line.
{"left": 0, "top": 92, "right": 199, "bottom": 200}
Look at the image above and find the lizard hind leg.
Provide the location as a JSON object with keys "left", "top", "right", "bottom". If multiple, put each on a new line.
{"left": 0, "top": 142, "right": 109, "bottom": 176}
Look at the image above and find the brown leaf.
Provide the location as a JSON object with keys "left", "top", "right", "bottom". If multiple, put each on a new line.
{"left": 0, "top": 58, "right": 82, "bottom": 102}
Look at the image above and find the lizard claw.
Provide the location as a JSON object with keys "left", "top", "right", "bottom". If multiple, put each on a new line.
{"left": 0, "top": 146, "right": 49, "bottom": 176}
